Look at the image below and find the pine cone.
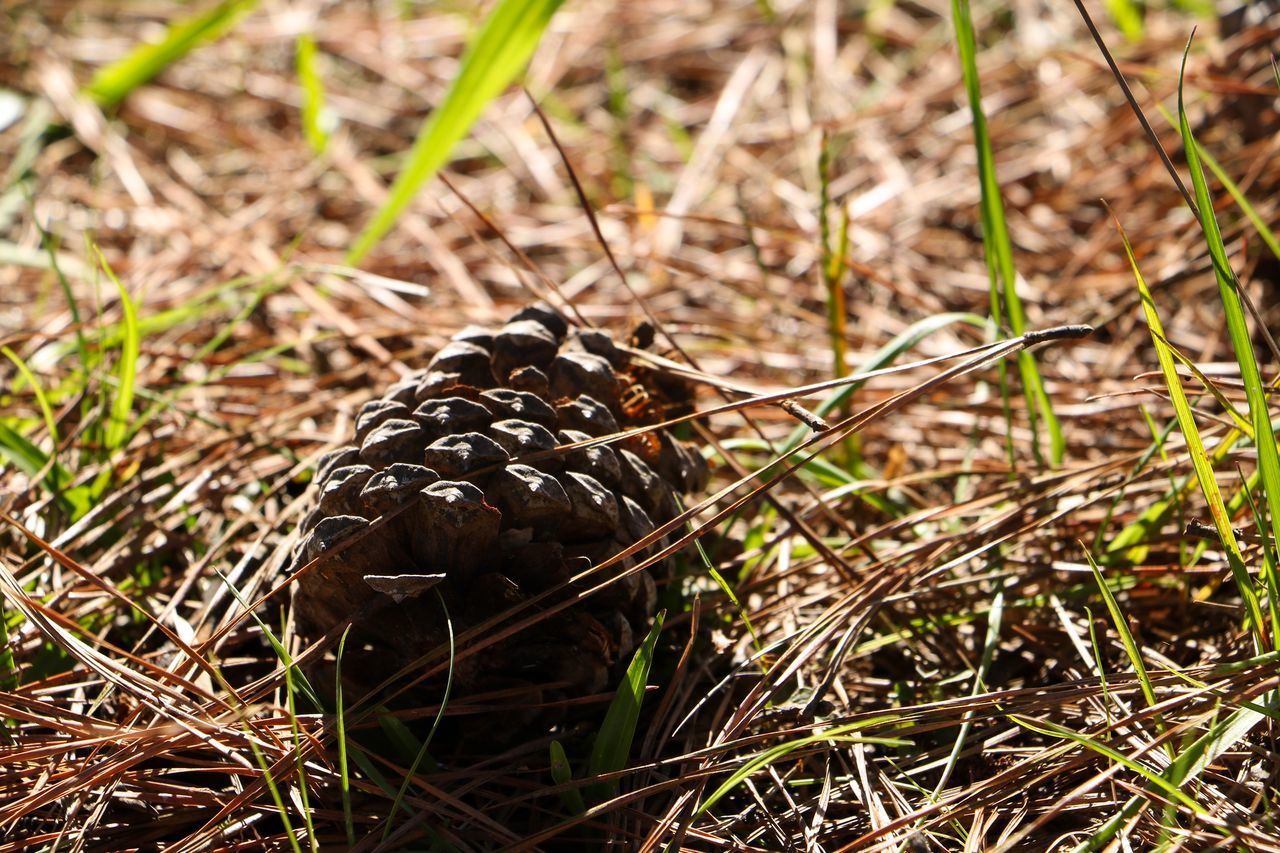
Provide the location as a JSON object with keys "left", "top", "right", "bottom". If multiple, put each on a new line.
{"left": 290, "top": 302, "right": 708, "bottom": 735}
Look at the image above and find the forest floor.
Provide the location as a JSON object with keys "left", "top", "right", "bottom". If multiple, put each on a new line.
{"left": 2, "top": 1, "right": 1280, "bottom": 849}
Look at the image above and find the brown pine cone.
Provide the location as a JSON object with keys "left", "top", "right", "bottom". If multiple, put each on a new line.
{"left": 289, "top": 302, "right": 708, "bottom": 736}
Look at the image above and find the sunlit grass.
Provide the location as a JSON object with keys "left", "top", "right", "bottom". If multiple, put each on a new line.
{"left": 84, "top": 0, "right": 259, "bottom": 107}
{"left": 346, "top": 0, "right": 568, "bottom": 263}
{"left": 951, "top": 0, "right": 1064, "bottom": 468}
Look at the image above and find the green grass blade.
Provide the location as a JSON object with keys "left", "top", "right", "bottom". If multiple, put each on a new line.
{"left": 0, "top": 346, "right": 91, "bottom": 516}
{"left": 0, "top": 421, "right": 53, "bottom": 482}
{"left": 588, "top": 610, "right": 665, "bottom": 802}
{"left": 695, "top": 717, "right": 906, "bottom": 817}
{"left": 84, "top": 0, "right": 259, "bottom": 107}
{"left": 335, "top": 627, "right": 356, "bottom": 848}
{"left": 1177, "top": 42, "right": 1280, "bottom": 648}
{"left": 549, "top": 740, "right": 586, "bottom": 815}
{"left": 1094, "top": 411, "right": 1177, "bottom": 559}
{"left": 1151, "top": 331, "right": 1252, "bottom": 436}
{"left": 818, "top": 138, "right": 857, "bottom": 470}
{"left": 89, "top": 277, "right": 252, "bottom": 351}
{"left": 346, "top": 743, "right": 399, "bottom": 800}
{"left": 1104, "top": 0, "right": 1144, "bottom": 42}
{"left": 1083, "top": 607, "right": 1114, "bottom": 725}
{"left": 1, "top": 347, "right": 59, "bottom": 451}
{"left": 214, "top": 569, "right": 323, "bottom": 712}
{"left": 1238, "top": 473, "right": 1280, "bottom": 650}
{"left": 718, "top": 442, "right": 861, "bottom": 490}
{"left": 282, "top": 652, "right": 318, "bottom": 853}
{"left": 129, "top": 281, "right": 284, "bottom": 439}
{"left": 244, "top": 724, "right": 304, "bottom": 853}
{"left": 1012, "top": 716, "right": 1208, "bottom": 817}
{"left": 950, "top": 0, "right": 1063, "bottom": 466}
{"left": 1072, "top": 694, "right": 1274, "bottom": 853}
{"left": 346, "top": 0, "right": 567, "bottom": 264}
{"left": 675, "top": 494, "right": 758, "bottom": 649}
{"left": 930, "top": 581, "right": 1003, "bottom": 802}
{"left": 724, "top": 312, "right": 990, "bottom": 559}
{"left": 1171, "top": 0, "right": 1219, "bottom": 18}
{"left": 377, "top": 711, "right": 423, "bottom": 763}
{"left": 1084, "top": 550, "right": 1163, "bottom": 732}
{"left": 95, "top": 250, "right": 140, "bottom": 452}
{"left": 0, "top": 420, "right": 86, "bottom": 517}
{"left": 382, "top": 590, "right": 453, "bottom": 841}
{"left": 295, "top": 34, "right": 332, "bottom": 155}
{"left": 38, "top": 226, "right": 91, "bottom": 382}
{"left": 1166, "top": 700, "right": 1271, "bottom": 789}
{"left": 1191, "top": 133, "right": 1280, "bottom": 262}
{"left": 0, "top": 600, "right": 17, "bottom": 691}
{"left": 1114, "top": 214, "right": 1265, "bottom": 645}
{"left": 782, "top": 312, "right": 988, "bottom": 454}
{"left": 1105, "top": 411, "right": 1252, "bottom": 563}
{"left": 751, "top": 312, "right": 986, "bottom": 529}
